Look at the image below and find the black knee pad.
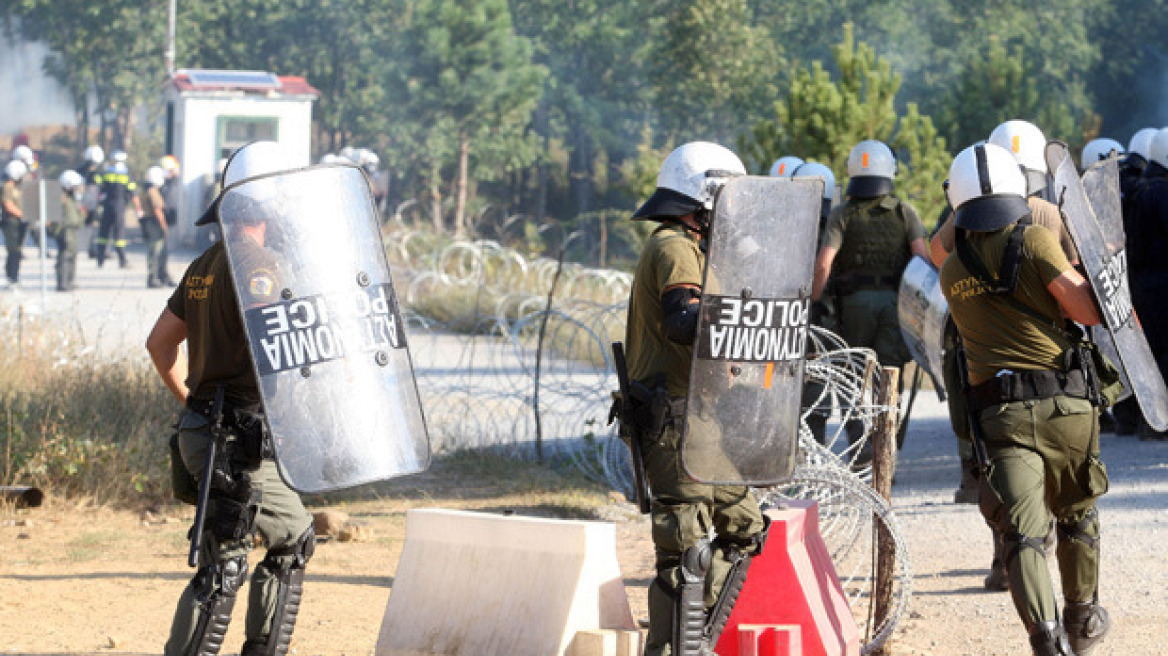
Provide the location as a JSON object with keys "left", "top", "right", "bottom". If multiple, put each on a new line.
{"left": 1057, "top": 507, "right": 1100, "bottom": 550}
{"left": 1000, "top": 529, "right": 1049, "bottom": 566}
{"left": 209, "top": 493, "right": 259, "bottom": 542}
{"left": 245, "top": 527, "right": 316, "bottom": 656}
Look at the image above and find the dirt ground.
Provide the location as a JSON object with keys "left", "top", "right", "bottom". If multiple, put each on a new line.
{"left": 4, "top": 399, "right": 1167, "bottom": 656}
{"left": 3, "top": 246, "right": 1167, "bottom": 656}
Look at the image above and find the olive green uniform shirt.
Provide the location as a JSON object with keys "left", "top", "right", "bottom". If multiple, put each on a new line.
{"left": 625, "top": 222, "right": 704, "bottom": 397}
{"left": 141, "top": 186, "right": 164, "bottom": 222}
{"left": 940, "top": 225, "right": 1074, "bottom": 385}
{"left": 167, "top": 237, "right": 280, "bottom": 406}
{"left": 1, "top": 181, "right": 22, "bottom": 220}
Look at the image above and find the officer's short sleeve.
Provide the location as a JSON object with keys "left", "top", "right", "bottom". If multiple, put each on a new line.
{"left": 1028, "top": 199, "right": 1078, "bottom": 262}
{"left": 654, "top": 233, "right": 704, "bottom": 292}
{"left": 1, "top": 184, "right": 17, "bottom": 207}
{"left": 1024, "top": 225, "right": 1072, "bottom": 286}
{"left": 935, "top": 216, "right": 956, "bottom": 252}
{"left": 166, "top": 279, "right": 186, "bottom": 320}
{"left": 822, "top": 206, "right": 847, "bottom": 250}
{"left": 901, "top": 201, "right": 927, "bottom": 241}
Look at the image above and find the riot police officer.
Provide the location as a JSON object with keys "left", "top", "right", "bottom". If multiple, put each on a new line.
{"left": 624, "top": 141, "right": 767, "bottom": 656}
{"left": 50, "top": 170, "right": 86, "bottom": 291}
{"left": 812, "top": 139, "right": 929, "bottom": 368}
{"left": 1126, "top": 127, "right": 1168, "bottom": 439}
{"left": 141, "top": 166, "right": 173, "bottom": 288}
{"left": 931, "top": 119, "right": 1079, "bottom": 589}
{"left": 1, "top": 159, "right": 30, "bottom": 287}
{"left": 146, "top": 141, "right": 315, "bottom": 656}
{"left": 941, "top": 142, "right": 1109, "bottom": 656}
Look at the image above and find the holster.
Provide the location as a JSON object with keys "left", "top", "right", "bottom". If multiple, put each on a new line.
{"left": 187, "top": 398, "right": 274, "bottom": 468}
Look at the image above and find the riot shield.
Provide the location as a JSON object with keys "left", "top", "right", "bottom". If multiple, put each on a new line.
{"left": 897, "top": 255, "right": 948, "bottom": 401}
{"left": 682, "top": 176, "right": 822, "bottom": 486}
{"left": 219, "top": 164, "right": 430, "bottom": 493}
{"left": 1046, "top": 142, "right": 1168, "bottom": 430}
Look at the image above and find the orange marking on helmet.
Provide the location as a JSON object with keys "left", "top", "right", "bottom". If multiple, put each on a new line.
{"left": 779, "top": 164, "right": 786, "bottom": 175}
{"left": 862, "top": 152, "right": 870, "bottom": 168}
{"left": 1012, "top": 135, "right": 1021, "bottom": 153}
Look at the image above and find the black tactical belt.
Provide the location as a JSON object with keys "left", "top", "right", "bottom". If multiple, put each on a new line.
{"left": 968, "top": 368, "right": 1090, "bottom": 412}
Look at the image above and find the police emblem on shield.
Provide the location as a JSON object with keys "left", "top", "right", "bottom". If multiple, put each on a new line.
{"left": 682, "top": 176, "right": 822, "bottom": 485}
{"left": 219, "top": 164, "right": 430, "bottom": 493}
{"left": 1047, "top": 141, "right": 1168, "bottom": 431}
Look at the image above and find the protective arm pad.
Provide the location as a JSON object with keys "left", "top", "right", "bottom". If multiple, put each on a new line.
{"left": 662, "top": 287, "right": 701, "bottom": 345}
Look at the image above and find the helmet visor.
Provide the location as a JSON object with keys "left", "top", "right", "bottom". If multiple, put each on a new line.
{"left": 632, "top": 187, "right": 701, "bottom": 220}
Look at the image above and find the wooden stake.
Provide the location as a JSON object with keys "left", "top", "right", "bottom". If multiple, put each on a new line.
{"left": 871, "top": 366, "right": 900, "bottom": 656}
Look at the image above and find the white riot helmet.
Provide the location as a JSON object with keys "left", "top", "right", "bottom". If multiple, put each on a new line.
{"left": 632, "top": 141, "right": 746, "bottom": 221}
{"left": 845, "top": 140, "right": 896, "bottom": 198}
{"left": 986, "top": 120, "right": 1047, "bottom": 195}
{"left": 1080, "top": 138, "right": 1124, "bottom": 170}
{"left": 339, "top": 146, "right": 357, "bottom": 163}
{"left": 320, "top": 153, "right": 341, "bottom": 165}
{"left": 12, "top": 145, "right": 34, "bottom": 166}
{"left": 1127, "top": 127, "right": 1159, "bottom": 161}
{"left": 145, "top": 166, "right": 166, "bottom": 187}
{"left": 84, "top": 145, "right": 105, "bottom": 164}
{"left": 947, "top": 143, "right": 1030, "bottom": 231}
{"left": 791, "top": 162, "right": 836, "bottom": 201}
{"left": 197, "top": 141, "right": 291, "bottom": 225}
{"left": 358, "top": 149, "right": 380, "bottom": 171}
{"left": 4, "top": 160, "right": 28, "bottom": 182}
{"left": 768, "top": 155, "right": 804, "bottom": 178}
{"left": 59, "top": 169, "right": 84, "bottom": 190}
{"left": 1148, "top": 128, "right": 1168, "bottom": 171}
{"left": 111, "top": 150, "right": 128, "bottom": 163}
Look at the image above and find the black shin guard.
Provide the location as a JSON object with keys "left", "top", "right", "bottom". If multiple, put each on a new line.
{"left": 187, "top": 555, "right": 248, "bottom": 656}
{"left": 673, "top": 539, "right": 712, "bottom": 656}
{"left": 705, "top": 519, "right": 769, "bottom": 647}
{"left": 242, "top": 527, "right": 316, "bottom": 656}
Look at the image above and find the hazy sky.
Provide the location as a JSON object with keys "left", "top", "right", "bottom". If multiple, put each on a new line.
{"left": 0, "top": 34, "right": 75, "bottom": 138}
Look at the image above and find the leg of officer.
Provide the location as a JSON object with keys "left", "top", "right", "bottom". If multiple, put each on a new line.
{"left": 165, "top": 411, "right": 257, "bottom": 656}
{"left": 241, "top": 460, "right": 314, "bottom": 656}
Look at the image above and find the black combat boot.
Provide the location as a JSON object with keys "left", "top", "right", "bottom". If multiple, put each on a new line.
{"left": 1063, "top": 602, "right": 1109, "bottom": 655}
{"left": 1028, "top": 620, "right": 1075, "bottom": 656}
{"left": 983, "top": 529, "right": 1009, "bottom": 591}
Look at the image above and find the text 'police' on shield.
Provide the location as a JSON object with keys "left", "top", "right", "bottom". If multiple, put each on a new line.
{"left": 696, "top": 295, "right": 809, "bottom": 362}
{"left": 245, "top": 283, "right": 407, "bottom": 376}
{"left": 1096, "top": 249, "right": 1133, "bottom": 329}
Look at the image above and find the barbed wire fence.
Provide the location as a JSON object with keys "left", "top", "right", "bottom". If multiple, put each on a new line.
{"left": 386, "top": 228, "right": 912, "bottom": 653}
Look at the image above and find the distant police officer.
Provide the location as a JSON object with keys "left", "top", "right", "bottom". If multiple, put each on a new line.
{"left": 812, "top": 139, "right": 929, "bottom": 369}
{"left": 625, "top": 141, "right": 767, "bottom": 656}
{"left": 159, "top": 155, "right": 181, "bottom": 284}
{"left": 1, "top": 159, "right": 29, "bottom": 287}
{"left": 50, "top": 170, "right": 86, "bottom": 291}
{"left": 941, "top": 143, "right": 1109, "bottom": 656}
{"left": 94, "top": 150, "right": 143, "bottom": 268}
{"left": 146, "top": 142, "right": 315, "bottom": 656}
{"left": 141, "top": 166, "right": 174, "bottom": 288}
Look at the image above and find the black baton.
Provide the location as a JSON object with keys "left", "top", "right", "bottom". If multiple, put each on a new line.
{"left": 612, "top": 342, "right": 652, "bottom": 514}
{"left": 188, "top": 386, "right": 225, "bottom": 568}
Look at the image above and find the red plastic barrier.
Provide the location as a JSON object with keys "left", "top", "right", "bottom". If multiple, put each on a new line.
{"left": 715, "top": 500, "right": 860, "bottom": 656}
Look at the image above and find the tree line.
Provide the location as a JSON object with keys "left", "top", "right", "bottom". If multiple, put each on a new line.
{"left": 5, "top": 0, "right": 1166, "bottom": 265}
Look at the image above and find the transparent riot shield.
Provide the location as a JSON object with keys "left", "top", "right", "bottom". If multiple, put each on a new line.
{"left": 682, "top": 176, "right": 822, "bottom": 485}
{"left": 1047, "top": 142, "right": 1168, "bottom": 430}
{"left": 898, "top": 255, "right": 948, "bottom": 400}
{"left": 219, "top": 164, "right": 430, "bottom": 493}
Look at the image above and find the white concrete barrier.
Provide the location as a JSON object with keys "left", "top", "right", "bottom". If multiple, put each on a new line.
{"left": 376, "top": 509, "right": 639, "bottom": 656}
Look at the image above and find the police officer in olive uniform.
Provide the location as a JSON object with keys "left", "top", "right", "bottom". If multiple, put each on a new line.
{"left": 932, "top": 120, "right": 1079, "bottom": 590}
{"left": 141, "top": 166, "right": 174, "bottom": 288}
{"left": 1, "top": 160, "right": 29, "bottom": 286}
{"left": 941, "top": 143, "right": 1110, "bottom": 656}
{"left": 625, "top": 141, "right": 767, "bottom": 656}
{"left": 812, "top": 139, "right": 929, "bottom": 368}
{"left": 94, "top": 150, "right": 142, "bottom": 268}
{"left": 50, "top": 170, "right": 86, "bottom": 291}
{"left": 146, "top": 142, "right": 315, "bottom": 656}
